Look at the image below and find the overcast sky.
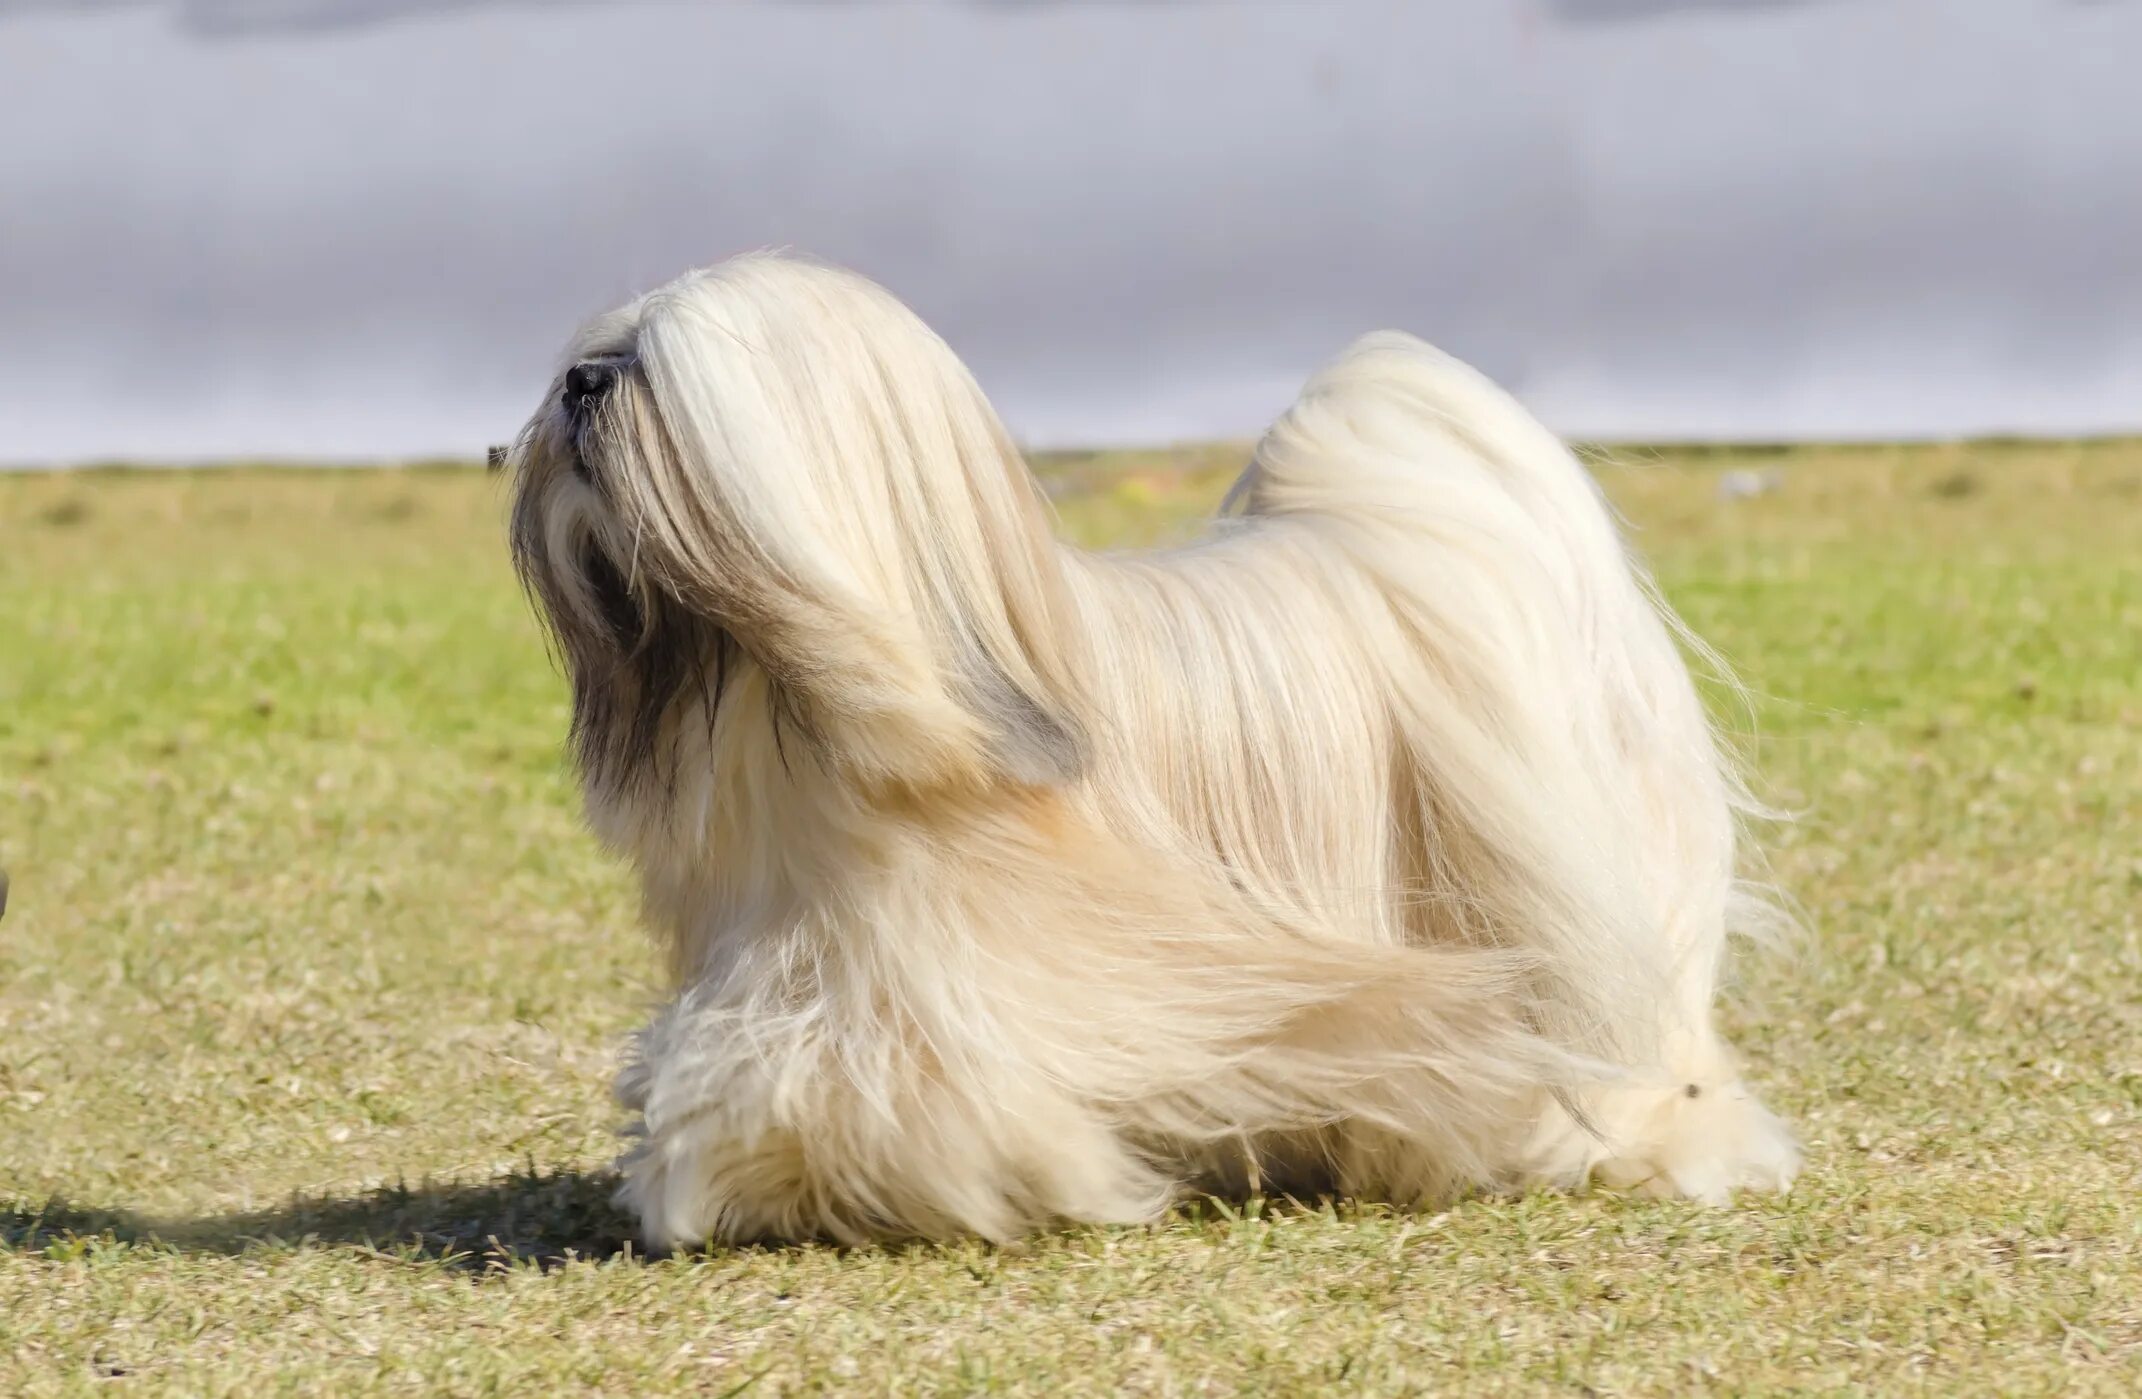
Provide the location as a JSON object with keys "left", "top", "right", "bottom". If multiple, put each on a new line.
{"left": 3, "top": 0, "right": 2138, "bottom": 463}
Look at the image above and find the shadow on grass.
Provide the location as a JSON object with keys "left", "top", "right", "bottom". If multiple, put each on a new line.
{"left": 5, "top": 1165, "right": 639, "bottom": 1270}
{"left": 7, "top": 1174, "right": 1464, "bottom": 1273}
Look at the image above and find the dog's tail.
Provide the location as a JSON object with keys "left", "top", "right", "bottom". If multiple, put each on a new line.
{"left": 1236, "top": 333, "right": 1766, "bottom": 1072}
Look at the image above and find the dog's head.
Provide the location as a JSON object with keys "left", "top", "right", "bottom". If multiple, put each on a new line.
{"left": 507, "top": 254, "right": 1084, "bottom": 802}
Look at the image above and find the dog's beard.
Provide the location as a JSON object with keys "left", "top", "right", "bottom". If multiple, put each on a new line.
{"left": 511, "top": 434, "right": 740, "bottom": 798}
{"left": 577, "top": 535, "right": 643, "bottom": 653}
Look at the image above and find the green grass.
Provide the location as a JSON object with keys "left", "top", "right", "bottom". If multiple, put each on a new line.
{"left": 3, "top": 441, "right": 2139, "bottom": 1395}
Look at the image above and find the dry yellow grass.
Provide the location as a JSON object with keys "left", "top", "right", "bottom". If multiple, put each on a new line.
{"left": 2, "top": 441, "right": 2139, "bottom": 1394}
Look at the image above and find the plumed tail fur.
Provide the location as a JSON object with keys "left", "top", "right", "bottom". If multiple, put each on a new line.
{"left": 1237, "top": 333, "right": 1752, "bottom": 1057}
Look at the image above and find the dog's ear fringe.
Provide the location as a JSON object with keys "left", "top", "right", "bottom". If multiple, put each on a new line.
{"left": 957, "top": 652, "right": 1085, "bottom": 788}
{"left": 589, "top": 260, "right": 1093, "bottom": 798}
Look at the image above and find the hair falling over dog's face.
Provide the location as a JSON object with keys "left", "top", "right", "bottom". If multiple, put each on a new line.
{"left": 506, "top": 300, "right": 740, "bottom": 801}
{"left": 506, "top": 257, "right": 1090, "bottom": 816}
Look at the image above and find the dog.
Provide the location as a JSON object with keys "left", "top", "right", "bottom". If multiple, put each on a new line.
{"left": 504, "top": 252, "right": 1798, "bottom": 1248}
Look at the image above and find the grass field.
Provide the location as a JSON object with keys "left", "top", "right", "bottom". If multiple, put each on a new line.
{"left": 2, "top": 442, "right": 2138, "bottom": 1395}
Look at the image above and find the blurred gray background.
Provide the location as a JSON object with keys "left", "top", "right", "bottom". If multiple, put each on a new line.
{"left": 2, "top": 0, "right": 2137, "bottom": 464}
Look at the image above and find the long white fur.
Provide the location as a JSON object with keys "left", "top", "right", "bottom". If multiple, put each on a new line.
{"left": 506, "top": 253, "right": 1799, "bottom": 1248}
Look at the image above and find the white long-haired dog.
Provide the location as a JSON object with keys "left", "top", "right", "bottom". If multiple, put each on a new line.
{"left": 505, "top": 253, "right": 1798, "bottom": 1249}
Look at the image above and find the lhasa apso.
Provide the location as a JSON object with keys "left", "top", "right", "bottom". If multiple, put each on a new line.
{"left": 506, "top": 253, "right": 1798, "bottom": 1249}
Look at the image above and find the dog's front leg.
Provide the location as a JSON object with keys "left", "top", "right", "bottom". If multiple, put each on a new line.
{"left": 610, "top": 979, "right": 1172, "bottom": 1249}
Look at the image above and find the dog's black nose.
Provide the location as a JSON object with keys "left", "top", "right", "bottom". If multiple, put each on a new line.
{"left": 563, "top": 362, "right": 615, "bottom": 411}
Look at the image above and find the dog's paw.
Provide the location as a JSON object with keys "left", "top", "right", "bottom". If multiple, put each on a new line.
{"left": 1593, "top": 1079, "right": 1800, "bottom": 1204}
